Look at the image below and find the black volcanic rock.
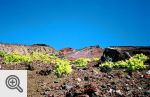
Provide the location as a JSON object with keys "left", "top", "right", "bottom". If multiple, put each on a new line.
{"left": 102, "top": 46, "right": 150, "bottom": 62}
{"left": 101, "top": 48, "right": 131, "bottom": 62}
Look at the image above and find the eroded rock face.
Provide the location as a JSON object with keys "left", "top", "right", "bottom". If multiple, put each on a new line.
{"left": 0, "top": 43, "right": 59, "bottom": 55}
{"left": 60, "top": 46, "right": 103, "bottom": 60}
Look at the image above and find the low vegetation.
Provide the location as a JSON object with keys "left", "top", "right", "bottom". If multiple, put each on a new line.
{"left": 73, "top": 58, "right": 90, "bottom": 68}
{"left": 1, "top": 50, "right": 148, "bottom": 76}
{"left": 100, "top": 53, "right": 148, "bottom": 72}
{"left": 54, "top": 59, "right": 72, "bottom": 77}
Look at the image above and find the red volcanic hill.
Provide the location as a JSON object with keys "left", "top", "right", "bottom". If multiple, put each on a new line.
{"left": 60, "top": 46, "right": 103, "bottom": 60}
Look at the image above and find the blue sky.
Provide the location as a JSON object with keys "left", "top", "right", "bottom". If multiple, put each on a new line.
{"left": 0, "top": 0, "right": 150, "bottom": 50}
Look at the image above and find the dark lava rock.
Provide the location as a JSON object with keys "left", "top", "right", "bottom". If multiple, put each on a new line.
{"left": 100, "top": 65, "right": 112, "bottom": 73}
{"left": 145, "top": 90, "right": 150, "bottom": 95}
{"left": 84, "top": 77, "right": 89, "bottom": 81}
{"left": 101, "top": 48, "right": 131, "bottom": 62}
{"left": 32, "top": 43, "right": 49, "bottom": 47}
{"left": 22, "top": 62, "right": 34, "bottom": 70}
{"left": 38, "top": 67, "right": 52, "bottom": 76}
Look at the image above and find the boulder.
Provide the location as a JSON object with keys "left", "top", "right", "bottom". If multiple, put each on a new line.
{"left": 101, "top": 48, "right": 131, "bottom": 62}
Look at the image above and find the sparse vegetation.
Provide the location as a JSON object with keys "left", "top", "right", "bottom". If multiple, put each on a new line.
{"left": 0, "top": 51, "right": 59, "bottom": 64}
{"left": 100, "top": 54, "right": 148, "bottom": 72}
{"left": 4, "top": 52, "right": 32, "bottom": 64}
{"left": 0, "top": 50, "right": 6, "bottom": 57}
{"left": 73, "top": 58, "right": 90, "bottom": 68}
{"left": 54, "top": 59, "right": 72, "bottom": 77}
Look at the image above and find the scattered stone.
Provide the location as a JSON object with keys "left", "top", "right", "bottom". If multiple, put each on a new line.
{"left": 126, "top": 87, "right": 130, "bottom": 91}
{"left": 38, "top": 67, "right": 52, "bottom": 76}
{"left": 145, "top": 90, "right": 150, "bottom": 95}
{"left": 145, "top": 70, "right": 150, "bottom": 79}
{"left": 92, "top": 69, "right": 99, "bottom": 74}
{"left": 77, "top": 78, "right": 82, "bottom": 82}
{"left": 84, "top": 77, "right": 89, "bottom": 81}
{"left": 47, "top": 94, "right": 54, "bottom": 97}
{"left": 146, "top": 70, "right": 150, "bottom": 74}
{"left": 108, "top": 89, "right": 113, "bottom": 93}
{"left": 23, "top": 62, "right": 34, "bottom": 70}
{"left": 138, "top": 87, "right": 142, "bottom": 90}
{"left": 62, "top": 83, "right": 72, "bottom": 90}
{"left": 53, "top": 81, "right": 59, "bottom": 83}
{"left": 126, "top": 75, "right": 131, "bottom": 80}
{"left": 40, "top": 91, "right": 48, "bottom": 95}
{"left": 115, "top": 90, "right": 123, "bottom": 96}
{"left": 140, "top": 75, "right": 144, "bottom": 78}
{"left": 100, "top": 66, "right": 112, "bottom": 73}
{"left": 101, "top": 85, "right": 107, "bottom": 89}
{"left": 77, "top": 94, "right": 89, "bottom": 97}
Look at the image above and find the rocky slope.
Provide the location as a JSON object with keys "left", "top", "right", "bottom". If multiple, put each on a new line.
{"left": 0, "top": 43, "right": 59, "bottom": 55}
{"left": 0, "top": 43, "right": 150, "bottom": 97}
{"left": 60, "top": 46, "right": 103, "bottom": 60}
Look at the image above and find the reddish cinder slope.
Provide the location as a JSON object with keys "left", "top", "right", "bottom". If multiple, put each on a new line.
{"left": 60, "top": 46, "right": 103, "bottom": 60}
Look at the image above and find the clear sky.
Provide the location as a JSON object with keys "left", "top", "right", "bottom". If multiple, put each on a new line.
{"left": 0, "top": 0, "right": 150, "bottom": 50}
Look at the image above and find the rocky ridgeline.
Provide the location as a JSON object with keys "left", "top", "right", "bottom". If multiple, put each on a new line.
{"left": 105, "top": 46, "right": 150, "bottom": 62}
{"left": 109, "top": 46, "right": 150, "bottom": 57}
{"left": 60, "top": 46, "right": 104, "bottom": 60}
{"left": 60, "top": 46, "right": 150, "bottom": 61}
{"left": 0, "top": 43, "right": 59, "bottom": 55}
{"left": 0, "top": 43, "right": 150, "bottom": 62}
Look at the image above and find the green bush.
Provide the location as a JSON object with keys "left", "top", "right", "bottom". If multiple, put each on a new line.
{"left": 114, "top": 60, "right": 128, "bottom": 68}
{"left": 1, "top": 51, "right": 60, "bottom": 64}
{"left": 100, "top": 61, "right": 113, "bottom": 69}
{"left": 91, "top": 58, "right": 99, "bottom": 61}
{"left": 99, "top": 53, "right": 148, "bottom": 71}
{"left": 73, "top": 58, "right": 90, "bottom": 68}
{"left": 4, "top": 52, "right": 32, "bottom": 64}
{"left": 99, "top": 61, "right": 113, "bottom": 72}
{"left": 31, "top": 52, "right": 52, "bottom": 63}
{"left": 0, "top": 50, "right": 6, "bottom": 57}
{"left": 127, "top": 58, "right": 146, "bottom": 71}
{"left": 54, "top": 59, "right": 72, "bottom": 77}
{"left": 131, "top": 53, "right": 148, "bottom": 62}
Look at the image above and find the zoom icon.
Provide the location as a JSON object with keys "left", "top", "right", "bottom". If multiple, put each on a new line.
{"left": 5, "top": 75, "right": 23, "bottom": 93}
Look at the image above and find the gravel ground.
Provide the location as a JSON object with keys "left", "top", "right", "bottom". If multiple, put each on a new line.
{"left": 1, "top": 61, "right": 150, "bottom": 97}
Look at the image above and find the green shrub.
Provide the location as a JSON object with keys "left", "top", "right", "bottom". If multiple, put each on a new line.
{"left": 99, "top": 53, "right": 148, "bottom": 71}
{"left": 73, "top": 58, "right": 90, "bottom": 68}
{"left": 4, "top": 52, "right": 32, "bottom": 64}
{"left": 131, "top": 53, "right": 148, "bottom": 62}
{"left": 127, "top": 58, "right": 146, "bottom": 71}
{"left": 114, "top": 60, "right": 128, "bottom": 68}
{"left": 0, "top": 50, "right": 6, "bottom": 57}
{"left": 91, "top": 58, "right": 99, "bottom": 61}
{"left": 99, "top": 61, "right": 113, "bottom": 72}
{"left": 31, "top": 52, "right": 59, "bottom": 63}
{"left": 54, "top": 59, "right": 72, "bottom": 77}
{"left": 100, "top": 61, "right": 113, "bottom": 69}
{"left": 31, "top": 52, "right": 49, "bottom": 63}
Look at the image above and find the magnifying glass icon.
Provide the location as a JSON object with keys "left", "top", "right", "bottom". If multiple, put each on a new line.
{"left": 5, "top": 75, "right": 23, "bottom": 93}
